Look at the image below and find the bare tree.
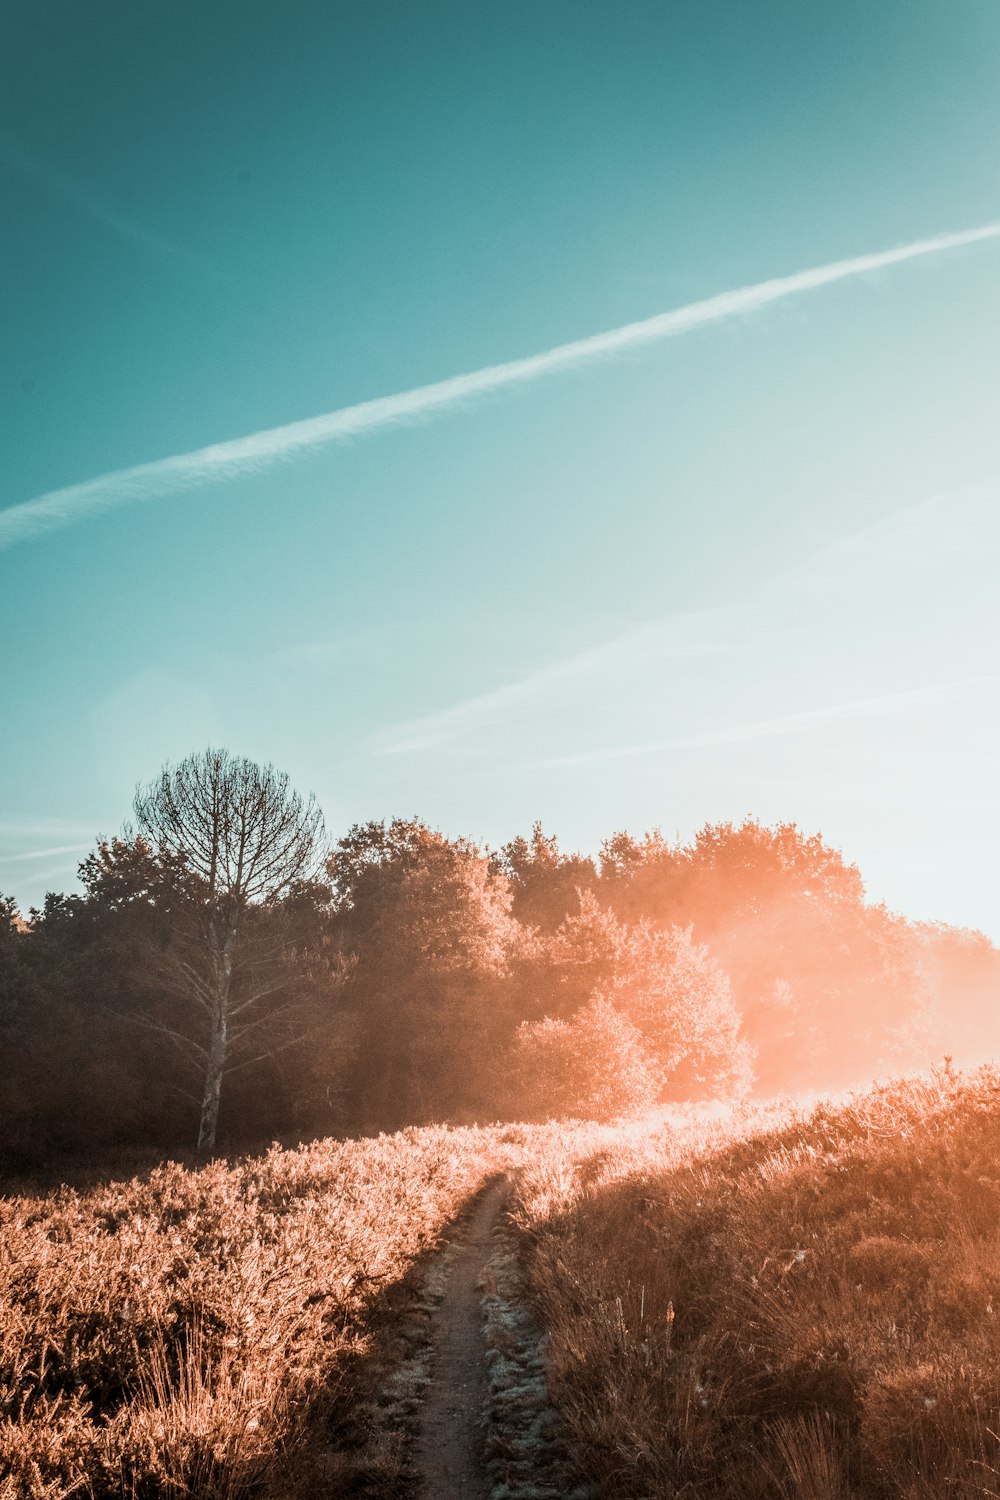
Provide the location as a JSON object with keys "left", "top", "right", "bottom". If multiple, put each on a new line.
{"left": 134, "top": 748, "right": 326, "bottom": 1150}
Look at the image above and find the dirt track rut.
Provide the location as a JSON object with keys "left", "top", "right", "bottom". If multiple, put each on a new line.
{"left": 414, "top": 1177, "right": 509, "bottom": 1500}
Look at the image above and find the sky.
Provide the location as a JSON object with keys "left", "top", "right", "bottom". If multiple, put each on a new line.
{"left": 2, "top": 0, "right": 1000, "bottom": 938}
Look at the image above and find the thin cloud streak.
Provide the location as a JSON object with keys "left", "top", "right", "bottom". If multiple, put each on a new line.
{"left": 4, "top": 222, "right": 1000, "bottom": 550}
{"left": 15, "top": 862, "right": 87, "bottom": 894}
{"left": 788, "top": 476, "right": 1000, "bottom": 579}
{"left": 374, "top": 607, "right": 737, "bottom": 755}
{"left": 0, "top": 842, "right": 93, "bottom": 864}
{"left": 0, "top": 133, "right": 210, "bottom": 271}
{"left": 538, "top": 674, "right": 1000, "bottom": 768}
{"left": 0, "top": 819, "right": 96, "bottom": 841}
{"left": 374, "top": 477, "right": 998, "bottom": 760}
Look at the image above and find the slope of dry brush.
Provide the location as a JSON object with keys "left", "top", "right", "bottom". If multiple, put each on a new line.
{"left": 518, "top": 1068, "right": 1000, "bottom": 1500}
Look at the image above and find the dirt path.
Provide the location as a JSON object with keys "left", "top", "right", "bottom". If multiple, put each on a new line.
{"left": 414, "top": 1177, "right": 510, "bottom": 1500}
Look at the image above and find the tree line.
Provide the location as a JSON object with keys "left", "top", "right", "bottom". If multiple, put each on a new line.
{"left": 1, "top": 748, "right": 996, "bottom": 1167}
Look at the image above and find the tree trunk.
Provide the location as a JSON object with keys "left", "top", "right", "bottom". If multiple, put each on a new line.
{"left": 197, "top": 925, "right": 234, "bottom": 1151}
{"left": 197, "top": 1011, "right": 227, "bottom": 1150}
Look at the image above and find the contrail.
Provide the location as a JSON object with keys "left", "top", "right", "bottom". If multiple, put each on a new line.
{"left": 4, "top": 221, "right": 999, "bottom": 550}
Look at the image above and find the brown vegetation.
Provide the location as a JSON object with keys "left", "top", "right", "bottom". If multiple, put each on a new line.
{"left": 0, "top": 1123, "right": 523, "bottom": 1498}
{"left": 6, "top": 1075, "right": 1000, "bottom": 1498}
{"left": 0, "top": 1114, "right": 651, "bottom": 1500}
{"left": 516, "top": 1066, "right": 1000, "bottom": 1499}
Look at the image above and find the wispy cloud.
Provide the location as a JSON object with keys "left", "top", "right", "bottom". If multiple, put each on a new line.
{"left": 4, "top": 221, "right": 999, "bottom": 551}
{"left": 788, "top": 477, "right": 999, "bottom": 578}
{"left": 0, "top": 133, "right": 211, "bottom": 272}
{"left": 0, "top": 842, "right": 92, "bottom": 864}
{"left": 264, "top": 641, "right": 350, "bottom": 670}
{"left": 537, "top": 673, "right": 1000, "bottom": 767}
{"left": 367, "top": 474, "right": 1000, "bottom": 771}
{"left": 0, "top": 830, "right": 94, "bottom": 907}
{"left": 374, "top": 608, "right": 738, "bottom": 755}
{"left": 12, "top": 864, "right": 86, "bottom": 898}
{"left": 0, "top": 818, "right": 96, "bottom": 841}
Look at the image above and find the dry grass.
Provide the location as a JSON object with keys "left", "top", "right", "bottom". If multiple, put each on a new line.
{"left": 0, "top": 1123, "right": 533, "bottom": 1499}
{"left": 516, "top": 1068, "right": 1000, "bottom": 1499}
{"left": 0, "top": 1115, "right": 648, "bottom": 1500}
{"left": 9, "top": 1075, "right": 1000, "bottom": 1500}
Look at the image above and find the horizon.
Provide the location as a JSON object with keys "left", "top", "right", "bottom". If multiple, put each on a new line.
{"left": 3, "top": 1, "right": 1000, "bottom": 940}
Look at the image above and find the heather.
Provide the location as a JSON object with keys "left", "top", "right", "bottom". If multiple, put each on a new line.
{"left": 516, "top": 1066, "right": 1000, "bottom": 1499}
{"left": 6, "top": 1076, "right": 1000, "bottom": 1497}
{"left": 0, "top": 1123, "right": 522, "bottom": 1498}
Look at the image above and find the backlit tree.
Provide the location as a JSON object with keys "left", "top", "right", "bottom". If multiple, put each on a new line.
{"left": 134, "top": 748, "right": 326, "bottom": 1149}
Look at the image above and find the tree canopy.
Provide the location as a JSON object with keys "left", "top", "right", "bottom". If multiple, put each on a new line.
{"left": 4, "top": 784, "right": 998, "bottom": 1168}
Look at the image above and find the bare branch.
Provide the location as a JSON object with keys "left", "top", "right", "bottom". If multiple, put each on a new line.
{"left": 131, "top": 747, "right": 329, "bottom": 1151}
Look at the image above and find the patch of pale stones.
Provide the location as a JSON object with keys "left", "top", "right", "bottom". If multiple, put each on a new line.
{"left": 479, "top": 1200, "right": 593, "bottom": 1500}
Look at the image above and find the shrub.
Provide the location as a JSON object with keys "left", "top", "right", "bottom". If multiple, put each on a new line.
{"left": 510, "top": 997, "right": 660, "bottom": 1121}
{"left": 606, "top": 921, "right": 754, "bottom": 1102}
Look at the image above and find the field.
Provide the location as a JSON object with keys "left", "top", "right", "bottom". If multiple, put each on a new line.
{"left": 4, "top": 1070, "right": 1000, "bottom": 1499}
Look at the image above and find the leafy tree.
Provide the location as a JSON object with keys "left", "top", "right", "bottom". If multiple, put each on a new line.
{"left": 597, "top": 819, "right": 923, "bottom": 1093}
{"left": 0, "top": 894, "right": 30, "bottom": 1026}
{"left": 598, "top": 819, "right": 864, "bottom": 932}
{"left": 0, "top": 880, "right": 192, "bottom": 1167}
{"left": 328, "top": 818, "right": 518, "bottom": 1126}
{"left": 598, "top": 828, "right": 684, "bottom": 925}
{"left": 911, "top": 921, "right": 1000, "bottom": 1066}
{"left": 679, "top": 819, "right": 865, "bottom": 931}
{"left": 691, "top": 875, "right": 927, "bottom": 1092}
{"left": 491, "top": 823, "right": 597, "bottom": 933}
{"left": 0, "top": 895, "right": 41, "bottom": 1158}
{"left": 506, "top": 890, "right": 620, "bottom": 1025}
{"left": 507, "top": 902, "right": 752, "bottom": 1117}
{"left": 603, "top": 920, "right": 753, "bottom": 1102}
{"left": 510, "top": 997, "right": 660, "bottom": 1121}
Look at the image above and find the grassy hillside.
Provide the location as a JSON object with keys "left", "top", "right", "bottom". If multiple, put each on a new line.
{"left": 516, "top": 1067, "right": 1000, "bottom": 1499}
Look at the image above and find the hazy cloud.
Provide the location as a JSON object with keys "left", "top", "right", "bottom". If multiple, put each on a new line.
{"left": 0, "top": 818, "right": 96, "bottom": 841}
{"left": 373, "top": 608, "right": 740, "bottom": 755}
{"left": 367, "top": 474, "right": 1000, "bottom": 771}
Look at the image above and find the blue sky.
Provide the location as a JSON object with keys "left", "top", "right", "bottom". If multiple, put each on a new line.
{"left": 2, "top": 0, "right": 1000, "bottom": 936}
